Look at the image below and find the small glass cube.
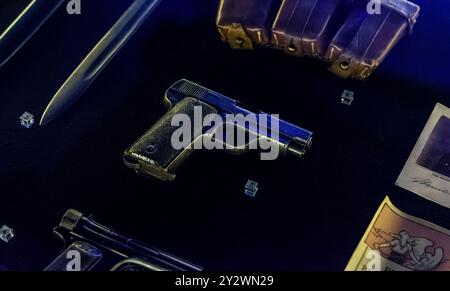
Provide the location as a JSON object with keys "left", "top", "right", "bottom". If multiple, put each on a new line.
{"left": 0, "top": 225, "right": 14, "bottom": 243}
{"left": 244, "top": 180, "right": 259, "bottom": 197}
{"left": 20, "top": 111, "right": 35, "bottom": 128}
{"left": 341, "top": 90, "right": 355, "bottom": 106}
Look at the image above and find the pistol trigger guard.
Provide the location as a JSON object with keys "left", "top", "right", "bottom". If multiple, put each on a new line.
{"left": 209, "top": 122, "right": 275, "bottom": 155}
{"left": 222, "top": 144, "right": 251, "bottom": 155}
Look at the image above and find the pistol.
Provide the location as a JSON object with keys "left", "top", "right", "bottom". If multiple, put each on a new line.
{"left": 45, "top": 209, "right": 202, "bottom": 271}
{"left": 123, "top": 79, "right": 313, "bottom": 181}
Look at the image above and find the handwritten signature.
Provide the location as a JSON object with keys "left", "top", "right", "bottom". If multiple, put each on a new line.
{"left": 411, "top": 178, "right": 450, "bottom": 195}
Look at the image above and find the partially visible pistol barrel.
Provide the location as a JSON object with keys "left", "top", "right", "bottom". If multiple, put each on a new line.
{"left": 45, "top": 209, "right": 202, "bottom": 271}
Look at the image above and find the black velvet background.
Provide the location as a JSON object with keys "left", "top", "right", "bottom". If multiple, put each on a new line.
{"left": 0, "top": 0, "right": 449, "bottom": 270}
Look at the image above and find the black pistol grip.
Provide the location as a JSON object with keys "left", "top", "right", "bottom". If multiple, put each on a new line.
{"left": 123, "top": 97, "right": 218, "bottom": 181}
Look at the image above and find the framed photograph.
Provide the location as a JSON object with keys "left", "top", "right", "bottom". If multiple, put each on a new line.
{"left": 396, "top": 103, "right": 450, "bottom": 208}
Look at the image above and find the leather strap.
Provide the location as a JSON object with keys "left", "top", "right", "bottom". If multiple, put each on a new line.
{"left": 379, "top": 0, "right": 420, "bottom": 33}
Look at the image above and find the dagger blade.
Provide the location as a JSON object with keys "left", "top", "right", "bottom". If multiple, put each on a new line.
{"left": 40, "top": 0, "right": 162, "bottom": 126}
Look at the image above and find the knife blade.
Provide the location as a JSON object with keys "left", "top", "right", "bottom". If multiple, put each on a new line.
{"left": 40, "top": 0, "right": 162, "bottom": 126}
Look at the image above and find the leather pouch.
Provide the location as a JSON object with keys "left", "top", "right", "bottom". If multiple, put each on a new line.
{"left": 272, "top": 0, "right": 348, "bottom": 59}
{"left": 216, "top": 0, "right": 282, "bottom": 49}
{"left": 327, "top": 0, "right": 420, "bottom": 80}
